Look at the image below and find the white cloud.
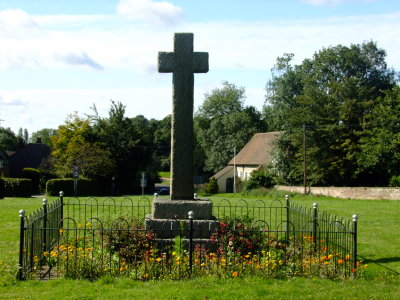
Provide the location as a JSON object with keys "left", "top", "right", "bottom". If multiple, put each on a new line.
{"left": 0, "top": 9, "right": 40, "bottom": 38}
{"left": 116, "top": 0, "right": 183, "bottom": 26}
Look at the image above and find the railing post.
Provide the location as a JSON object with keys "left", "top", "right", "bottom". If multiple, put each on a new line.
{"left": 42, "top": 199, "right": 48, "bottom": 254}
{"left": 312, "top": 203, "right": 318, "bottom": 252}
{"left": 18, "top": 210, "right": 26, "bottom": 280}
{"left": 285, "top": 195, "right": 290, "bottom": 243}
{"left": 352, "top": 214, "right": 358, "bottom": 277}
{"left": 188, "top": 211, "right": 194, "bottom": 275}
{"left": 59, "top": 191, "right": 64, "bottom": 228}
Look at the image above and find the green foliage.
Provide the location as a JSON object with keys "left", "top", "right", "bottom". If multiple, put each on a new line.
{"left": 0, "top": 127, "right": 17, "bottom": 151}
{"left": 20, "top": 168, "right": 40, "bottom": 194}
{"left": 46, "top": 178, "right": 105, "bottom": 196}
{"left": 243, "top": 168, "right": 275, "bottom": 191}
{"left": 51, "top": 113, "right": 116, "bottom": 179}
{"left": 357, "top": 87, "right": 400, "bottom": 185}
{"left": 195, "top": 82, "right": 265, "bottom": 174}
{"left": 388, "top": 175, "right": 400, "bottom": 187}
{"left": 266, "top": 41, "right": 398, "bottom": 186}
{"left": 205, "top": 177, "right": 219, "bottom": 194}
{"left": 2, "top": 178, "right": 31, "bottom": 197}
{"left": 30, "top": 128, "right": 57, "bottom": 146}
{"left": 0, "top": 178, "right": 4, "bottom": 199}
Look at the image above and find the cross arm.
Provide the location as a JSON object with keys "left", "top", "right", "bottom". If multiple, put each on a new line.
{"left": 158, "top": 52, "right": 175, "bottom": 73}
{"left": 192, "top": 52, "right": 209, "bottom": 73}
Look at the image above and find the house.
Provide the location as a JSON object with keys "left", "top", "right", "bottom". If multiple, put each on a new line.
{"left": 7, "top": 141, "right": 51, "bottom": 177}
{"left": 212, "top": 132, "right": 282, "bottom": 193}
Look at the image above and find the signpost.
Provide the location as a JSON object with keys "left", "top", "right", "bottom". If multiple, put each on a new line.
{"left": 140, "top": 172, "right": 147, "bottom": 195}
{"left": 73, "top": 165, "right": 80, "bottom": 196}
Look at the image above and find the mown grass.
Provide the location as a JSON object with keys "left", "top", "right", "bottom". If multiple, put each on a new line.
{"left": 0, "top": 193, "right": 399, "bottom": 299}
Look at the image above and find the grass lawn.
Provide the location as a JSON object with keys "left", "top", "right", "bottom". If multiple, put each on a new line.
{"left": 0, "top": 193, "right": 399, "bottom": 299}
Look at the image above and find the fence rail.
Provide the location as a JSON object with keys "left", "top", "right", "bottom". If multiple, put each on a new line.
{"left": 18, "top": 193, "right": 358, "bottom": 280}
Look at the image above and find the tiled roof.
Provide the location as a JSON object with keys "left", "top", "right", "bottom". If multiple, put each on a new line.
{"left": 227, "top": 132, "right": 282, "bottom": 166}
{"left": 212, "top": 165, "right": 233, "bottom": 180}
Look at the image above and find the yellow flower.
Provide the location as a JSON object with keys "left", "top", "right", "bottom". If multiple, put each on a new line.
{"left": 43, "top": 251, "right": 48, "bottom": 257}
{"left": 59, "top": 228, "right": 64, "bottom": 234}
{"left": 86, "top": 222, "right": 92, "bottom": 227}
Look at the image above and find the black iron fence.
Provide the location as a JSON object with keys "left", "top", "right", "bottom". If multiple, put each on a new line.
{"left": 18, "top": 193, "right": 359, "bottom": 280}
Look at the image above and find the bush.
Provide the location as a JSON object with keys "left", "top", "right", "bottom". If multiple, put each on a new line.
{"left": 3, "top": 178, "right": 32, "bottom": 197}
{"left": 389, "top": 175, "right": 400, "bottom": 187}
{"left": 46, "top": 178, "right": 106, "bottom": 196}
{"left": 243, "top": 167, "right": 275, "bottom": 191}
{"left": 0, "top": 178, "right": 4, "bottom": 199}
{"left": 205, "top": 177, "right": 219, "bottom": 195}
{"left": 20, "top": 168, "right": 41, "bottom": 194}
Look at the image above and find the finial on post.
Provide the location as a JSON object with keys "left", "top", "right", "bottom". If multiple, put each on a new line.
{"left": 188, "top": 211, "right": 194, "bottom": 219}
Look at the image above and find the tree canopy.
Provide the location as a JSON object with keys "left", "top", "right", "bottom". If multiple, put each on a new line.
{"left": 195, "top": 82, "right": 265, "bottom": 174}
{"left": 266, "top": 41, "right": 398, "bottom": 186}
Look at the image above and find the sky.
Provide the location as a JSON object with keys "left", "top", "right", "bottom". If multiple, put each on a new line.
{"left": 0, "top": 0, "right": 400, "bottom": 134}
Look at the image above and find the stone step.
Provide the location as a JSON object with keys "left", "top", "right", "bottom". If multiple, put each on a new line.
{"left": 145, "top": 217, "right": 219, "bottom": 239}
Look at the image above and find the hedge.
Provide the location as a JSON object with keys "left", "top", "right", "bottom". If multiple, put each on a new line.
{"left": 21, "top": 168, "right": 41, "bottom": 194}
{"left": 2, "top": 178, "right": 32, "bottom": 197}
{"left": 46, "top": 178, "right": 105, "bottom": 196}
{"left": 0, "top": 178, "right": 4, "bottom": 199}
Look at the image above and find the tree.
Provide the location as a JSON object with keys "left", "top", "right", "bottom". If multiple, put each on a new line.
{"left": 357, "top": 86, "right": 400, "bottom": 185}
{"left": 30, "top": 128, "right": 57, "bottom": 146}
{"left": 266, "top": 41, "right": 398, "bottom": 186}
{"left": 195, "top": 82, "right": 265, "bottom": 174}
{"left": 90, "top": 101, "right": 155, "bottom": 193}
{"left": 0, "top": 127, "right": 17, "bottom": 151}
{"left": 51, "top": 113, "right": 115, "bottom": 179}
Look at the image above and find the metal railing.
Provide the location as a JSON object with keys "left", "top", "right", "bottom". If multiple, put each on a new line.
{"left": 18, "top": 193, "right": 358, "bottom": 280}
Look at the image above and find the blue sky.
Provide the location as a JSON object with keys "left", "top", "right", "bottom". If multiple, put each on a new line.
{"left": 0, "top": 0, "right": 400, "bottom": 134}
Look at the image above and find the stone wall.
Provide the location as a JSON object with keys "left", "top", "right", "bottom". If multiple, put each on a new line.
{"left": 275, "top": 185, "right": 400, "bottom": 200}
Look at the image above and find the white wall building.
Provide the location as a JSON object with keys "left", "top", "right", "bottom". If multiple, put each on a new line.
{"left": 212, "top": 132, "right": 282, "bottom": 193}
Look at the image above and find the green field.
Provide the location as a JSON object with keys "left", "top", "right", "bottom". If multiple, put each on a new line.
{"left": 0, "top": 193, "right": 399, "bottom": 299}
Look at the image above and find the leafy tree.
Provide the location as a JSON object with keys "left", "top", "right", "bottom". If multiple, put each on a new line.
{"left": 0, "top": 127, "right": 17, "bottom": 151}
{"left": 30, "top": 128, "right": 57, "bottom": 146}
{"left": 90, "top": 101, "right": 154, "bottom": 193}
{"left": 195, "top": 82, "right": 265, "bottom": 174}
{"left": 357, "top": 86, "right": 400, "bottom": 185}
{"left": 153, "top": 115, "right": 171, "bottom": 171}
{"left": 51, "top": 113, "right": 115, "bottom": 179}
{"left": 266, "top": 41, "right": 398, "bottom": 186}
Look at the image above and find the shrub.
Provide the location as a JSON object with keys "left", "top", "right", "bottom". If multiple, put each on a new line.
{"left": 243, "top": 167, "right": 275, "bottom": 191}
{"left": 389, "top": 175, "right": 400, "bottom": 187}
{"left": 3, "top": 178, "right": 32, "bottom": 197}
{"left": 20, "top": 168, "right": 41, "bottom": 194}
{"left": 46, "top": 178, "right": 105, "bottom": 196}
{"left": 0, "top": 177, "right": 4, "bottom": 199}
{"left": 205, "top": 177, "right": 219, "bottom": 194}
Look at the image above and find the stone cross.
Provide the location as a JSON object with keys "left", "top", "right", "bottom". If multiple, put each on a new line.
{"left": 158, "top": 33, "right": 209, "bottom": 200}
